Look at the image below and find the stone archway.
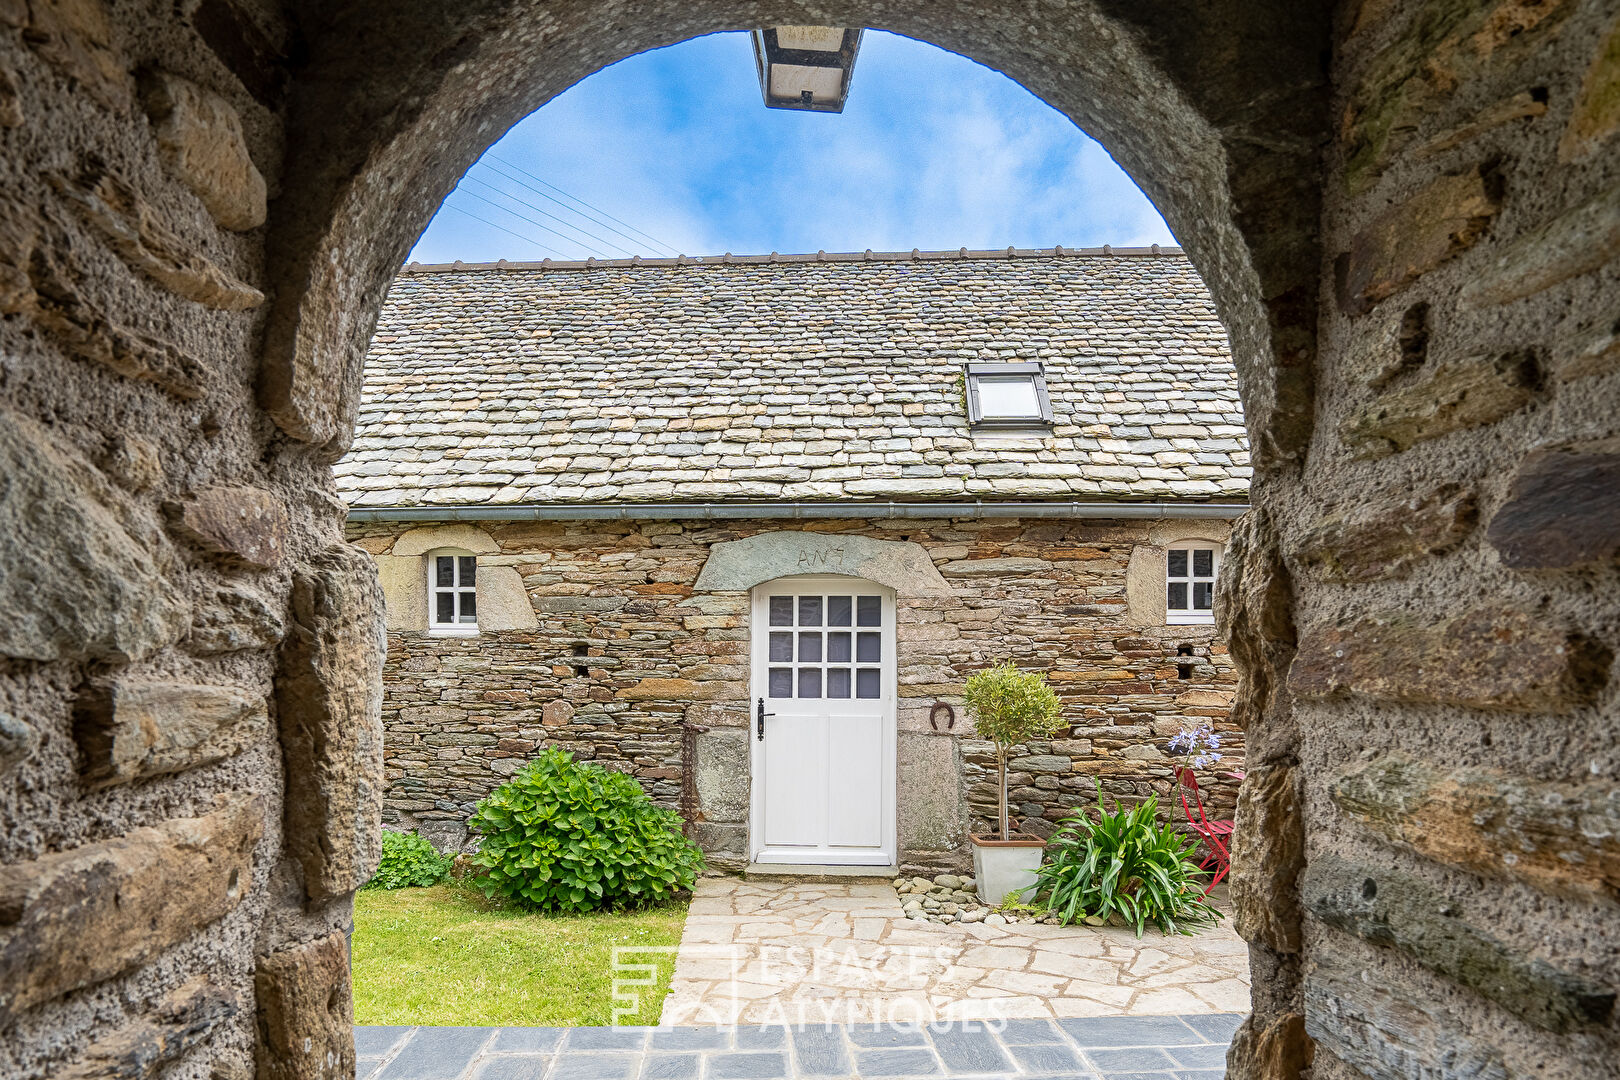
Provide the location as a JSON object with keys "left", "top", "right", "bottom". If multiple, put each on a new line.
{"left": 3, "top": 3, "right": 1617, "bottom": 1080}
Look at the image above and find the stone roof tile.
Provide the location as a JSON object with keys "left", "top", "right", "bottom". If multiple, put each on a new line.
{"left": 339, "top": 249, "right": 1249, "bottom": 506}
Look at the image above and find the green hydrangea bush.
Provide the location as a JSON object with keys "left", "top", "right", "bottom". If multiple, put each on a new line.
{"left": 1029, "top": 780, "right": 1221, "bottom": 936}
{"left": 470, "top": 748, "right": 705, "bottom": 913}
{"left": 364, "top": 830, "right": 455, "bottom": 890}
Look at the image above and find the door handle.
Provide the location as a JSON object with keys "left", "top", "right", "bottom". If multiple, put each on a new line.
{"left": 757, "top": 697, "right": 774, "bottom": 740}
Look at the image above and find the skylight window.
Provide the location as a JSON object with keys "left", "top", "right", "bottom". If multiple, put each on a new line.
{"left": 965, "top": 363, "right": 1053, "bottom": 428}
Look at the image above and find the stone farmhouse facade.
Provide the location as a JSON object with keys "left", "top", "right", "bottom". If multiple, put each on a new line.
{"left": 339, "top": 248, "right": 1250, "bottom": 873}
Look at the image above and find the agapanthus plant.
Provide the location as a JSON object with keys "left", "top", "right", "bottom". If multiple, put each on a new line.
{"left": 1167, "top": 723, "right": 1223, "bottom": 769}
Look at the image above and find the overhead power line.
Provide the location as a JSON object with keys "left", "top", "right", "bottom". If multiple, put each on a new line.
{"left": 484, "top": 152, "right": 681, "bottom": 256}
{"left": 440, "top": 203, "right": 566, "bottom": 259}
{"left": 456, "top": 180, "right": 621, "bottom": 259}
{"left": 462, "top": 174, "right": 638, "bottom": 258}
{"left": 473, "top": 159, "right": 677, "bottom": 259}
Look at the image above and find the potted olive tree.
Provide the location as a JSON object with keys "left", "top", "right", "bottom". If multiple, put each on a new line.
{"left": 964, "top": 662, "right": 1064, "bottom": 905}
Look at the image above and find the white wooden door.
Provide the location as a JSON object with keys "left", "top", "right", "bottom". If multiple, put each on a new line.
{"left": 750, "top": 576, "right": 896, "bottom": 866}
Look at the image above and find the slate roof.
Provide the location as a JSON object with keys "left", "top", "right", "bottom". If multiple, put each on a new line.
{"left": 337, "top": 247, "right": 1249, "bottom": 508}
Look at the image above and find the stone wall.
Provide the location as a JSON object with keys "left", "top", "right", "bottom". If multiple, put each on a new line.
{"left": 347, "top": 517, "right": 1241, "bottom": 873}
{"left": 2, "top": 2, "right": 1616, "bottom": 1079}
{"left": 0, "top": 2, "right": 376, "bottom": 1079}
{"left": 1224, "top": 3, "right": 1620, "bottom": 1078}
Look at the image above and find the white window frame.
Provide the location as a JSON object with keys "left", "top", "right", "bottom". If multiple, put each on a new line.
{"left": 427, "top": 549, "right": 479, "bottom": 637}
{"left": 1166, "top": 542, "right": 1220, "bottom": 625}
{"left": 964, "top": 362, "right": 1054, "bottom": 428}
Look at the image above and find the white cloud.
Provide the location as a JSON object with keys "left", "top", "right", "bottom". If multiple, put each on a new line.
{"left": 408, "top": 31, "right": 1174, "bottom": 263}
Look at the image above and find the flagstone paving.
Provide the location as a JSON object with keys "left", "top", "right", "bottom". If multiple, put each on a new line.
{"left": 658, "top": 880, "right": 1249, "bottom": 1027}
{"left": 358, "top": 1014, "right": 1244, "bottom": 1079}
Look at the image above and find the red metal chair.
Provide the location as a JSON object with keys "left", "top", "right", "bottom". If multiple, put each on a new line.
{"left": 1174, "top": 766, "right": 1234, "bottom": 892}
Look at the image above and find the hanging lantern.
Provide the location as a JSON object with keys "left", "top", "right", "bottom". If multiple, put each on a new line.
{"left": 750, "top": 27, "right": 864, "bottom": 113}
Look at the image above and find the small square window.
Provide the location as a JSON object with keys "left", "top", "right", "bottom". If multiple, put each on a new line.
{"left": 965, "top": 363, "right": 1053, "bottom": 429}
{"left": 429, "top": 551, "right": 479, "bottom": 633}
{"left": 1167, "top": 544, "right": 1220, "bottom": 625}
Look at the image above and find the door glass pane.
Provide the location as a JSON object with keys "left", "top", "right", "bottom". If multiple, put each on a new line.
{"left": 1193, "top": 582, "right": 1214, "bottom": 610}
{"left": 798, "top": 632, "right": 822, "bottom": 662}
{"left": 827, "top": 632, "right": 852, "bottom": 663}
{"left": 458, "top": 556, "right": 477, "bottom": 584}
{"left": 856, "top": 669, "right": 881, "bottom": 698}
{"left": 1168, "top": 582, "right": 1188, "bottom": 610}
{"left": 769, "top": 632, "right": 793, "bottom": 662}
{"left": 769, "top": 668, "right": 793, "bottom": 697}
{"left": 798, "top": 596, "right": 822, "bottom": 626}
{"left": 769, "top": 596, "right": 794, "bottom": 626}
{"left": 827, "top": 669, "right": 851, "bottom": 698}
{"left": 1168, "top": 549, "right": 1188, "bottom": 577}
{"left": 797, "top": 668, "right": 822, "bottom": 698}
{"left": 1193, "top": 549, "right": 1214, "bottom": 577}
{"left": 828, "top": 596, "right": 853, "bottom": 626}
{"left": 460, "top": 591, "right": 477, "bottom": 619}
{"left": 436, "top": 592, "right": 454, "bottom": 623}
{"left": 856, "top": 632, "right": 881, "bottom": 663}
{"left": 436, "top": 556, "right": 454, "bottom": 587}
{"left": 856, "top": 596, "right": 881, "bottom": 626}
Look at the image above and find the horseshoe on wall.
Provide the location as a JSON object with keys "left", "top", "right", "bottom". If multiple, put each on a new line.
{"left": 930, "top": 702, "right": 956, "bottom": 731}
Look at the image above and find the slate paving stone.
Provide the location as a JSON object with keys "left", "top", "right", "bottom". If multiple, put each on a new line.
{"left": 474, "top": 1056, "right": 552, "bottom": 1080}
{"left": 1176, "top": 1013, "right": 1243, "bottom": 1042}
{"left": 641, "top": 1053, "right": 702, "bottom": 1079}
{"left": 855, "top": 1048, "right": 941, "bottom": 1076}
{"left": 1061, "top": 1016, "right": 1202, "bottom": 1047}
{"left": 707, "top": 1051, "right": 792, "bottom": 1079}
{"left": 355, "top": 1026, "right": 415, "bottom": 1056}
{"left": 377, "top": 1027, "right": 494, "bottom": 1079}
{"left": 651, "top": 1027, "right": 731, "bottom": 1050}
{"left": 567, "top": 1028, "right": 654, "bottom": 1051}
{"left": 790, "top": 1025, "right": 853, "bottom": 1076}
{"left": 994, "top": 1019, "right": 1064, "bottom": 1044}
{"left": 550, "top": 1053, "right": 641, "bottom": 1080}
{"left": 1005, "top": 1042, "right": 1087, "bottom": 1074}
{"left": 929, "top": 1027, "right": 1013, "bottom": 1074}
{"left": 1168, "top": 1043, "right": 1229, "bottom": 1069}
{"left": 736, "top": 1025, "right": 790, "bottom": 1049}
{"left": 1084, "top": 1046, "right": 1181, "bottom": 1072}
{"left": 362, "top": 1016, "right": 1241, "bottom": 1079}
{"left": 846, "top": 1023, "right": 929, "bottom": 1048}
{"left": 492, "top": 1028, "right": 567, "bottom": 1053}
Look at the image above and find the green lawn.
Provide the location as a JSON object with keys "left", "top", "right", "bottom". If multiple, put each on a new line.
{"left": 351, "top": 883, "right": 688, "bottom": 1026}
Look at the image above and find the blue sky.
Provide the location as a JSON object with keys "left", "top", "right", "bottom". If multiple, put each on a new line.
{"left": 408, "top": 31, "right": 1175, "bottom": 263}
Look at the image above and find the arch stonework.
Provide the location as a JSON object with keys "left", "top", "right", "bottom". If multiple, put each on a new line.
{"left": 695, "top": 532, "right": 951, "bottom": 595}
{"left": 0, "top": 3, "right": 1616, "bottom": 1079}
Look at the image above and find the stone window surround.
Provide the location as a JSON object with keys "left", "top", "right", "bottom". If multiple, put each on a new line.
{"left": 1124, "top": 520, "right": 1234, "bottom": 630}
{"left": 427, "top": 548, "right": 480, "bottom": 637}
{"left": 1166, "top": 541, "right": 1221, "bottom": 626}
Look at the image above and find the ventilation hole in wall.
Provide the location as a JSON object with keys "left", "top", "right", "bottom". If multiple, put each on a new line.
{"left": 1362, "top": 878, "right": 1377, "bottom": 901}
{"left": 574, "top": 665, "right": 590, "bottom": 677}
{"left": 1398, "top": 301, "right": 1430, "bottom": 371}
{"left": 572, "top": 643, "right": 589, "bottom": 656}
{"left": 1175, "top": 644, "right": 1196, "bottom": 680}
{"left": 1501, "top": 347, "right": 1546, "bottom": 393}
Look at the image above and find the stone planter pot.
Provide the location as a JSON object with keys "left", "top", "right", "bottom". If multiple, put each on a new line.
{"left": 969, "top": 834, "right": 1047, "bottom": 906}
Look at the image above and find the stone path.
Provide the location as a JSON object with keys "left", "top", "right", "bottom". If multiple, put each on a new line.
{"left": 660, "top": 880, "right": 1249, "bottom": 1026}
{"left": 358, "top": 1014, "right": 1243, "bottom": 1079}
